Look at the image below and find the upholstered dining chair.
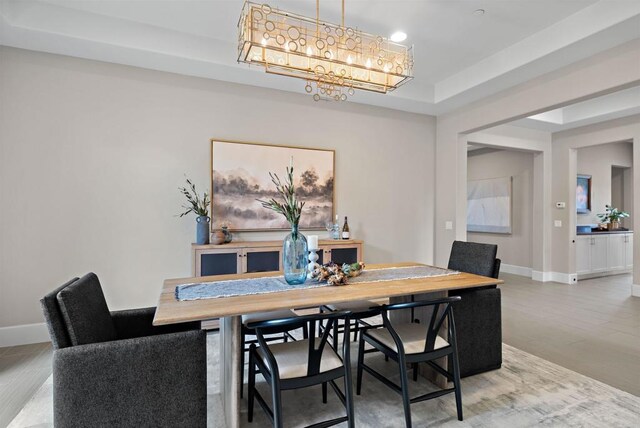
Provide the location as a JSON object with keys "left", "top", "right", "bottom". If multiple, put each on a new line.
{"left": 247, "top": 310, "right": 355, "bottom": 428}
{"left": 357, "top": 297, "right": 463, "bottom": 428}
{"left": 41, "top": 273, "right": 207, "bottom": 428}
{"left": 447, "top": 240, "right": 502, "bottom": 377}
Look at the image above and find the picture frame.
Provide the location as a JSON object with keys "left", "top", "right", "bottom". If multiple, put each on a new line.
{"left": 576, "top": 174, "right": 592, "bottom": 214}
{"left": 210, "top": 139, "right": 335, "bottom": 231}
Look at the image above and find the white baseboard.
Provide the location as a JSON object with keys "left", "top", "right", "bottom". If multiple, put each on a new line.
{"left": 532, "top": 270, "right": 551, "bottom": 282}
{"left": 531, "top": 270, "right": 576, "bottom": 284}
{"left": 0, "top": 323, "right": 49, "bottom": 347}
{"left": 501, "top": 264, "right": 532, "bottom": 277}
{"left": 632, "top": 284, "right": 640, "bottom": 297}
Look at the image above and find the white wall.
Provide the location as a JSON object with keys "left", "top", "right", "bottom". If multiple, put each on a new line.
{"left": 467, "top": 149, "right": 534, "bottom": 269}
{"left": 576, "top": 142, "right": 633, "bottom": 226}
{"left": 0, "top": 46, "right": 436, "bottom": 332}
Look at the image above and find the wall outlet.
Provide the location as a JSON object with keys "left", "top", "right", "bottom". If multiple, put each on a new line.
{"left": 554, "top": 220, "right": 562, "bottom": 227}
{"left": 445, "top": 221, "right": 453, "bottom": 230}
{"left": 556, "top": 202, "right": 566, "bottom": 209}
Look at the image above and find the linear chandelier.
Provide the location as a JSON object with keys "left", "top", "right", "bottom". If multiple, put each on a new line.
{"left": 237, "top": 0, "right": 414, "bottom": 101}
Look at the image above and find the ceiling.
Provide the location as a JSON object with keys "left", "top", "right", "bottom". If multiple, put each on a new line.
{"left": 1, "top": 0, "right": 639, "bottom": 114}
{"left": 512, "top": 86, "right": 640, "bottom": 132}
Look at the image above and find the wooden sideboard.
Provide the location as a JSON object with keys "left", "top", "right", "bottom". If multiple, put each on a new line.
{"left": 192, "top": 239, "right": 364, "bottom": 277}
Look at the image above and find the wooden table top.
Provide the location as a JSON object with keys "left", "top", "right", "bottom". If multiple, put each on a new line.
{"left": 153, "top": 262, "right": 503, "bottom": 326}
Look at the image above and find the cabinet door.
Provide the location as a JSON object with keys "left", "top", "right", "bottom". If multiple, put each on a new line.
{"left": 244, "top": 247, "right": 282, "bottom": 273}
{"left": 625, "top": 234, "right": 634, "bottom": 270}
{"left": 323, "top": 244, "right": 361, "bottom": 265}
{"left": 590, "top": 235, "right": 609, "bottom": 273}
{"left": 195, "top": 249, "right": 242, "bottom": 277}
{"left": 575, "top": 237, "right": 592, "bottom": 275}
{"left": 607, "top": 234, "right": 626, "bottom": 271}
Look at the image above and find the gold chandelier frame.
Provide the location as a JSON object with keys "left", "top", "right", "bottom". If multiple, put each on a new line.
{"left": 238, "top": 0, "right": 414, "bottom": 101}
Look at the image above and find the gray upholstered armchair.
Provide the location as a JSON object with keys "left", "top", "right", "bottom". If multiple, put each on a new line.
{"left": 447, "top": 241, "right": 502, "bottom": 378}
{"left": 41, "top": 273, "right": 207, "bottom": 427}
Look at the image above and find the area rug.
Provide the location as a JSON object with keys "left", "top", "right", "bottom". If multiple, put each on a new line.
{"left": 9, "top": 333, "right": 640, "bottom": 427}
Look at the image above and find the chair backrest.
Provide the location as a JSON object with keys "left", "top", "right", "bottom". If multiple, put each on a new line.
{"left": 54, "top": 273, "right": 118, "bottom": 346}
{"left": 380, "top": 296, "right": 461, "bottom": 354}
{"left": 246, "top": 311, "right": 351, "bottom": 377}
{"left": 40, "top": 277, "right": 79, "bottom": 349}
{"left": 448, "top": 241, "right": 499, "bottom": 278}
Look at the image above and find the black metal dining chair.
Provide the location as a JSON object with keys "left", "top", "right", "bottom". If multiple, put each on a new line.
{"left": 357, "top": 296, "right": 463, "bottom": 428}
{"left": 247, "top": 311, "right": 355, "bottom": 428}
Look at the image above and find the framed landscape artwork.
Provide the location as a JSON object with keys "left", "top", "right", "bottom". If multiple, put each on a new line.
{"left": 210, "top": 140, "right": 335, "bottom": 231}
{"left": 576, "top": 174, "right": 592, "bottom": 214}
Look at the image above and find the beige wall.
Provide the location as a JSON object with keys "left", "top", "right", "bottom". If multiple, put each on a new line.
{"left": 434, "top": 39, "right": 640, "bottom": 291}
{"left": 467, "top": 150, "right": 534, "bottom": 268}
{"left": 551, "top": 116, "right": 640, "bottom": 279}
{"left": 577, "top": 142, "right": 633, "bottom": 226}
{"left": 0, "top": 46, "right": 436, "bottom": 330}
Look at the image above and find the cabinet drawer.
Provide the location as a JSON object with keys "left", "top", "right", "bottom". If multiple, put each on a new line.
{"left": 199, "top": 252, "right": 239, "bottom": 276}
{"left": 246, "top": 249, "right": 280, "bottom": 273}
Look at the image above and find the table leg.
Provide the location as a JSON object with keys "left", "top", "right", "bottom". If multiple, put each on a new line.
{"left": 220, "top": 316, "right": 241, "bottom": 428}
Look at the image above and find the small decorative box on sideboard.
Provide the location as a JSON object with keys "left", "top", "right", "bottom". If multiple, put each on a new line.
{"left": 192, "top": 239, "right": 364, "bottom": 277}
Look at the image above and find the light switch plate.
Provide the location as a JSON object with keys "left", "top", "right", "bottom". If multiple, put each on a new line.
{"left": 556, "top": 202, "right": 566, "bottom": 209}
{"left": 445, "top": 221, "right": 453, "bottom": 230}
{"left": 554, "top": 220, "right": 562, "bottom": 227}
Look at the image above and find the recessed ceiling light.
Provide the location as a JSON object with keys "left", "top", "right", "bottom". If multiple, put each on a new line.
{"left": 474, "top": 9, "right": 485, "bottom": 16}
{"left": 390, "top": 31, "right": 407, "bottom": 42}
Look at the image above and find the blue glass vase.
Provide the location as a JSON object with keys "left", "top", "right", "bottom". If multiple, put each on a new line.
{"left": 283, "top": 224, "right": 308, "bottom": 285}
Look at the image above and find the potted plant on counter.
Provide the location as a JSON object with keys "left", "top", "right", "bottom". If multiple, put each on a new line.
{"left": 596, "top": 205, "right": 630, "bottom": 231}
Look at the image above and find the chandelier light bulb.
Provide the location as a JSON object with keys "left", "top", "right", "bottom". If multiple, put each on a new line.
{"left": 306, "top": 46, "right": 313, "bottom": 56}
{"left": 365, "top": 58, "right": 372, "bottom": 69}
{"left": 346, "top": 55, "right": 353, "bottom": 65}
{"left": 261, "top": 38, "right": 267, "bottom": 46}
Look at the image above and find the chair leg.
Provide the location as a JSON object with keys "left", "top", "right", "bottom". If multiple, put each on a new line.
{"left": 240, "top": 332, "right": 246, "bottom": 398}
{"left": 398, "top": 355, "right": 413, "bottom": 428}
{"left": 451, "top": 349, "right": 463, "bottom": 421}
{"left": 412, "top": 363, "right": 418, "bottom": 382}
{"left": 356, "top": 335, "right": 365, "bottom": 395}
{"left": 344, "top": 364, "right": 355, "bottom": 428}
{"left": 272, "top": 383, "right": 284, "bottom": 428}
{"left": 248, "top": 349, "right": 255, "bottom": 422}
{"left": 353, "top": 320, "right": 359, "bottom": 342}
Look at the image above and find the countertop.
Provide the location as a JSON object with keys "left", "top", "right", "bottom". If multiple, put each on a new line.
{"left": 577, "top": 229, "right": 633, "bottom": 235}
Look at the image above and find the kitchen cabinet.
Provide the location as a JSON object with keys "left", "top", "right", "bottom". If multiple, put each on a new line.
{"left": 576, "top": 232, "right": 633, "bottom": 278}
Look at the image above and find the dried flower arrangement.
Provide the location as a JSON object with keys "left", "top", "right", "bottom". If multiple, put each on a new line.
{"left": 310, "top": 262, "right": 366, "bottom": 286}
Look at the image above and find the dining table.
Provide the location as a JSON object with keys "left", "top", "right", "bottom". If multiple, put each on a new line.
{"left": 153, "top": 262, "right": 503, "bottom": 428}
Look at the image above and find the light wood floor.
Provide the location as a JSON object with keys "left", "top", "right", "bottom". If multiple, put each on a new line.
{"left": 0, "top": 273, "right": 638, "bottom": 426}
{"left": 501, "top": 272, "right": 640, "bottom": 396}
{"left": 0, "top": 342, "right": 52, "bottom": 427}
